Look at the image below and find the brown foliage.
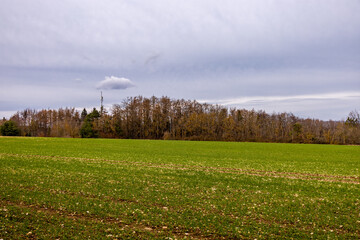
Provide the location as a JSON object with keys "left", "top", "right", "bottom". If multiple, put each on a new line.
{"left": 6, "top": 96, "right": 360, "bottom": 144}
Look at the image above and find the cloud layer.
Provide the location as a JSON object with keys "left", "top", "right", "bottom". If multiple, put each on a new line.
{"left": 1, "top": 0, "right": 359, "bottom": 70}
{"left": 0, "top": 1, "right": 359, "bottom": 120}
{"left": 96, "top": 76, "right": 134, "bottom": 90}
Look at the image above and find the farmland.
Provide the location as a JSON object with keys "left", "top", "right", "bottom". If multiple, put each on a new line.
{"left": 0, "top": 137, "right": 359, "bottom": 239}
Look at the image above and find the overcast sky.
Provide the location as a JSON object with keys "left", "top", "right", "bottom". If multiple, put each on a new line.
{"left": 1, "top": 0, "right": 359, "bottom": 120}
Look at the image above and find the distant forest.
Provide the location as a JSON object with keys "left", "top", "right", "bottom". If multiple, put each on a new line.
{"left": 1, "top": 96, "right": 359, "bottom": 144}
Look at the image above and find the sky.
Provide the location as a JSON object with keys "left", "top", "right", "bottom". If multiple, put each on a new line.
{"left": 0, "top": 0, "right": 359, "bottom": 120}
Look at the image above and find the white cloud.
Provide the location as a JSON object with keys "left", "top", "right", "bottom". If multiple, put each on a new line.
{"left": 96, "top": 76, "right": 134, "bottom": 90}
{"left": 199, "top": 92, "right": 360, "bottom": 120}
{"left": 201, "top": 92, "right": 360, "bottom": 106}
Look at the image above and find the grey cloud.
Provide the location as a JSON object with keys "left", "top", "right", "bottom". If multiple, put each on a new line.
{"left": 0, "top": 0, "right": 359, "bottom": 120}
{"left": 145, "top": 54, "right": 161, "bottom": 66}
{"left": 0, "top": 0, "right": 359, "bottom": 71}
{"left": 96, "top": 76, "right": 134, "bottom": 90}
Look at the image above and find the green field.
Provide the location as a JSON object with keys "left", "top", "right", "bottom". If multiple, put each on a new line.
{"left": 0, "top": 137, "right": 359, "bottom": 239}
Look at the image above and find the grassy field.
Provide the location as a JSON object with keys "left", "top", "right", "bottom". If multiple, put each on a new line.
{"left": 0, "top": 137, "right": 359, "bottom": 239}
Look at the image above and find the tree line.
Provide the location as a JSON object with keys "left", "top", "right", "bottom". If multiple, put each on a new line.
{"left": 1, "top": 96, "right": 359, "bottom": 144}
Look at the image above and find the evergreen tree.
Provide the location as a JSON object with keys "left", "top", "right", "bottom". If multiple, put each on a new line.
{"left": 80, "top": 120, "right": 98, "bottom": 138}
{"left": 79, "top": 108, "right": 100, "bottom": 138}
{"left": 81, "top": 108, "right": 88, "bottom": 121}
{"left": 345, "top": 110, "right": 360, "bottom": 127}
{"left": 0, "top": 120, "right": 20, "bottom": 136}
